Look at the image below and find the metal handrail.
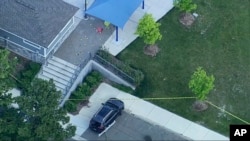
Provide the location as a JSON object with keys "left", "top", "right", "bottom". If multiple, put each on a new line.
{"left": 62, "top": 53, "right": 92, "bottom": 97}
{"left": 93, "top": 54, "right": 136, "bottom": 85}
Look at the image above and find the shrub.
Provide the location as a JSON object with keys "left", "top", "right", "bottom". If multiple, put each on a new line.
{"left": 64, "top": 101, "right": 77, "bottom": 113}
{"left": 174, "top": 0, "right": 197, "bottom": 13}
{"left": 71, "top": 90, "right": 85, "bottom": 100}
{"left": 17, "top": 62, "right": 41, "bottom": 89}
{"left": 86, "top": 75, "right": 97, "bottom": 87}
{"left": 96, "top": 50, "right": 144, "bottom": 86}
{"left": 65, "top": 71, "right": 103, "bottom": 113}
{"left": 91, "top": 71, "right": 103, "bottom": 82}
{"left": 80, "top": 83, "right": 91, "bottom": 96}
{"left": 110, "top": 83, "right": 134, "bottom": 94}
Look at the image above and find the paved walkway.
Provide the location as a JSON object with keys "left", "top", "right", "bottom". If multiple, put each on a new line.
{"left": 54, "top": 17, "right": 114, "bottom": 65}
{"left": 103, "top": 0, "right": 174, "bottom": 56}
{"left": 55, "top": 0, "right": 114, "bottom": 65}
{"left": 68, "top": 83, "right": 229, "bottom": 140}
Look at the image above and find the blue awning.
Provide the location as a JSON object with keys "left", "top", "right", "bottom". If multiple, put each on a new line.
{"left": 86, "top": 0, "right": 143, "bottom": 29}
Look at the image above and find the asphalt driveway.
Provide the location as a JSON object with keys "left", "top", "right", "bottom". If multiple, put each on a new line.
{"left": 81, "top": 111, "right": 190, "bottom": 141}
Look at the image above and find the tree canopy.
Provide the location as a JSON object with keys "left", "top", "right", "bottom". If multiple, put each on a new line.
{"left": 0, "top": 49, "right": 20, "bottom": 140}
{"left": 15, "top": 78, "right": 76, "bottom": 140}
{"left": 0, "top": 49, "right": 76, "bottom": 140}
{"left": 188, "top": 67, "right": 215, "bottom": 101}
{"left": 0, "top": 49, "right": 17, "bottom": 106}
{"left": 135, "top": 13, "right": 162, "bottom": 45}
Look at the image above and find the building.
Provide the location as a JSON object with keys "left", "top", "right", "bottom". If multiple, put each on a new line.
{"left": 0, "top": 0, "right": 78, "bottom": 63}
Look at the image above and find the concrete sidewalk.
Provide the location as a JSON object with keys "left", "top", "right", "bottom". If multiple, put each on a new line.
{"left": 63, "top": 0, "right": 95, "bottom": 19}
{"left": 102, "top": 0, "right": 174, "bottom": 56}
{"left": 68, "top": 83, "right": 229, "bottom": 140}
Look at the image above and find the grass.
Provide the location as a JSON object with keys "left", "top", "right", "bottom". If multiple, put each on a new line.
{"left": 117, "top": 0, "right": 250, "bottom": 136}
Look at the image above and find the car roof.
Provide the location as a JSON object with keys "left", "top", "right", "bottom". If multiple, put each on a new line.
{"left": 93, "top": 106, "right": 113, "bottom": 122}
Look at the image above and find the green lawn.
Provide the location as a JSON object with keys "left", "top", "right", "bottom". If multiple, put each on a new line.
{"left": 117, "top": 0, "right": 250, "bottom": 136}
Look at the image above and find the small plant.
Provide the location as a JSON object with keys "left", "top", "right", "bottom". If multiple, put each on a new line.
{"left": 135, "top": 13, "right": 162, "bottom": 45}
{"left": 189, "top": 67, "right": 215, "bottom": 101}
{"left": 64, "top": 101, "right": 77, "bottom": 113}
{"left": 65, "top": 71, "right": 103, "bottom": 113}
{"left": 91, "top": 71, "right": 102, "bottom": 82}
{"left": 174, "top": 0, "right": 197, "bottom": 13}
{"left": 86, "top": 75, "right": 97, "bottom": 87}
{"left": 79, "top": 83, "right": 91, "bottom": 96}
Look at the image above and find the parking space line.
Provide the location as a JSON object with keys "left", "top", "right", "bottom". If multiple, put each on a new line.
{"left": 98, "top": 120, "right": 116, "bottom": 137}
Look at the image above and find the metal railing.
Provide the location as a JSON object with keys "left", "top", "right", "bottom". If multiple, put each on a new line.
{"left": 62, "top": 52, "right": 92, "bottom": 97}
{"left": 93, "top": 54, "right": 136, "bottom": 86}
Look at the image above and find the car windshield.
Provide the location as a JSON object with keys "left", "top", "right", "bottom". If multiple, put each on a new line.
{"left": 106, "top": 102, "right": 118, "bottom": 109}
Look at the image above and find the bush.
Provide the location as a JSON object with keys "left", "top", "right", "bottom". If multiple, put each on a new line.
{"left": 65, "top": 71, "right": 103, "bottom": 113}
{"left": 17, "top": 62, "right": 41, "bottom": 89}
{"left": 79, "top": 83, "right": 91, "bottom": 96}
{"left": 95, "top": 50, "right": 144, "bottom": 86}
{"left": 174, "top": 0, "right": 197, "bottom": 13}
{"left": 64, "top": 101, "right": 77, "bottom": 113}
{"left": 86, "top": 75, "right": 97, "bottom": 87}
{"left": 110, "top": 82, "right": 134, "bottom": 94}
{"left": 91, "top": 71, "right": 103, "bottom": 82}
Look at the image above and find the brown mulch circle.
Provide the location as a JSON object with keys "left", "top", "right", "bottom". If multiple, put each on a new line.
{"left": 179, "top": 13, "right": 195, "bottom": 28}
{"left": 143, "top": 45, "right": 160, "bottom": 57}
{"left": 192, "top": 100, "right": 208, "bottom": 112}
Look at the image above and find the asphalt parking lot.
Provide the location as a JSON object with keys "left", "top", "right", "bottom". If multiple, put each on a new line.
{"left": 81, "top": 111, "right": 190, "bottom": 141}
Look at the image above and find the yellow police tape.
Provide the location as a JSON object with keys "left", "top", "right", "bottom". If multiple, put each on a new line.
{"left": 205, "top": 100, "right": 249, "bottom": 124}
{"left": 67, "top": 96, "right": 249, "bottom": 124}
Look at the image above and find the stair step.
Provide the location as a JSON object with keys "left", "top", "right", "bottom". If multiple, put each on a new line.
{"left": 37, "top": 74, "right": 66, "bottom": 92}
{"left": 51, "top": 56, "right": 77, "bottom": 69}
{"left": 48, "top": 59, "right": 76, "bottom": 74}
{"left": 43, "top": 67, "right": 71, "bottom": 82}
{"left": 41, "top": 71, "right": 69, "bottom": 86}
{"left": 46, "top": 63, "right": 74, "bottom": 78}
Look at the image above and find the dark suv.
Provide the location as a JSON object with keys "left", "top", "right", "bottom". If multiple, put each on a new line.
{"left": 89, "top": 98, "right": 124, "bottom": 133}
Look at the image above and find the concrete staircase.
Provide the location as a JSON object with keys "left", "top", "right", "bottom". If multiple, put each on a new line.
{"left": 38, "top": 56, "right": 79, "bottom": 97}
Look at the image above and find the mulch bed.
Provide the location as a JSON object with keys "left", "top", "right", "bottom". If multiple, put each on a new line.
{"left": 143, "top": 45, "right": 160, "bottom": 57}
{"left": 179, "top": 13, "right": 196, "bottom": 28}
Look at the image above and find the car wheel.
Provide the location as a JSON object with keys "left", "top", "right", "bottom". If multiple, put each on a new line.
{"left": 118, "top": 110, "right": 122, "bottom": 115}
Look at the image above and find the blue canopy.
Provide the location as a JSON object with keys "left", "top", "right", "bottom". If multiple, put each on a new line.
{"left": 86, "top": 0, "right": 143, "bottom": 29}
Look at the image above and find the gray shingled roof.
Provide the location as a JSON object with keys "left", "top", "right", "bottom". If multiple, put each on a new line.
{"left": 0, "top": 0, "right": 78, "bottom": 48}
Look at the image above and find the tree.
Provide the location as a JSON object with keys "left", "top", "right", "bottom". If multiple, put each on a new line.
{"left": 15, "top": 78, "right": 76, "bottom": 140}
{"left": 0, "top": 49, "right": 20, "bottom": 140}
{"left": 174, "top": 0, "right": 197, "bottom": 13}
{"left": 135, "top": 13, "right": 162, "bottom": 45}
{"left": 189, "top": 67, "right": 215, "bottom": 101}
{"left": 0, "top": 107, "right": 23, "bottom": 141}
{"left": 0, "top": 49, "right": 17, "bottom": 105}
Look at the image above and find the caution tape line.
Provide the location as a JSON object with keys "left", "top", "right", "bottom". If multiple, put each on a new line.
{"left": 205, "top": 100, "right": 250, "bottom": 124}
{"left": 67, "top": 96, "right": 197, "bottom": 101}
{"left": 66, "top": 97, "right": 249, "bottom": 124}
